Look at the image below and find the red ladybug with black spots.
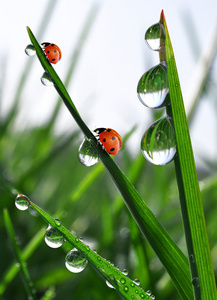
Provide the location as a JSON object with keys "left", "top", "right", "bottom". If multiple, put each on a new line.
{"left": 94, "top": 128, "right": 122, "bottom": 155}
{"left": 41, "top": 42, "right": 62, "bottom": 64}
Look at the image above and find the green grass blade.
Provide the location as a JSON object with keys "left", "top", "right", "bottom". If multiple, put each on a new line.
{"left": 26, "top": 27, "right": 193, "bottom": 299}
{"left": 161, "top": 10, "right": 217, "bottom": 300}
{"left": 25, "top": 197, "right": 154, "bottom": 300}
{"left": 0, "top": 228, "right": 45, "bottom": 295}
{"left": 3, "top": 209, "right": 36, "bottom": 300}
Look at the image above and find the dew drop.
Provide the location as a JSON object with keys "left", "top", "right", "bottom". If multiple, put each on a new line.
{"left": 78, "top": 138, "right": 99, "bottom": 167}
{"left": 120, "top": 278, "right": 126, "bottom": 284}
{"left": 54, "top": 218, "right": 61, "bottom": 227}
{"left": 137, "top": 63, "right": 169, "bottom": 108}
{"left": 106, "top": 280, "right": 114, "bottom": 289}
{"left": 122, "top": 269, "right": 129, "bottom": 276}
{"left": 123, "top": 286, "right": 129, "bottom": 293}
{"left": 65, "top": 248, "right": 88, "bottom": 273}
{"left": 133, "top": 279, "right": 140, "bottom": 286}
{"left": 151, "top": 295, "right": 155, "bottom": 299}
{"left": 189, "top": 254, "right": 195, "bottom": 263}
{"left": 41, "top": 72, "right": 54, "bottom": 86}
{"left": 15, "top": 193, "right": 30, "bottom": 211}
{"left": 192, "top": 277, "right": 200, "bottom": 288}
{"left": 141, "top": 116, "right": 176, "bottom": 165}
{"left": 145, "top": 23, "right": 165, "bottom": 51}
{"left": 146, "top": 290, "right": 152, "bottom": 296}
{"left": 25, "top": 44, "right": 36, "bottom": 56}
{"left": 44, "top": 225, "right": 65, "bottom": 248}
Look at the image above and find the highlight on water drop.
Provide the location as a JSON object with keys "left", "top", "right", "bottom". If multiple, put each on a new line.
{"left": 137, "top": 62, "right": 169, "bottom": 108}
{"left": 41, "top": 72, "right": 54, "bottom": 87}
{"left": 144, "top": 22, "right": 165, "bottom": 51}
{"left": 15, "top": 193, "right": 30, "bottom": 211}
{"left": 44, "top": 225, "right": 65, "bottom": 248}
{"left": 25, "top": 44, "right": 36, "bottom": 56}
{"left": 78, "top": 138, "right": 99, "bottom": 167}
{"left": 141, "top": 116, "right": 176, "bottom": 165}
{"left": 65, "top": 248, "right": 88, "bottom": 273}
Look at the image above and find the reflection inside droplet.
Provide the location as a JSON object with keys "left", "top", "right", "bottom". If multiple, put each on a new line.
{"left": 41, "top": 72, "right": 54, "bottom": 86}
{"left": 65, "top": 248, "right": 88, "bottom": 273}
{"left": 78, "top": 138, "right": 99, "bottom": 167}
{"left": 141, "top": 117, "right": 176, "bottom": 165}
{"left": 137, "top": 62, "right": 169, "bottom": 108}
{"left": 44, "top": 225, "right": 65, "bottom": 248}
{"left": 15, "top": 193, "right": 30, "bottom": 211}
{"left": 145, "top": 22, "right": 165, "bottom": 51}
{"left": 25, "top": 44, "right": 36, "bottom": 56}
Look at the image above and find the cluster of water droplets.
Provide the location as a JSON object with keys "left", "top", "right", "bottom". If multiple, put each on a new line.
{"left": 25, "top": 44, "right": 54, "bottom": 87}
{"left": 137, "top": 22, "right": 176, "bottom": 165}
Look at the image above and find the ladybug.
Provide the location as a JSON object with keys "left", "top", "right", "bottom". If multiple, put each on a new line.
{"left": 41, "top": 42, "right": 62, "bottom": 64}
{"left": 94, "top": 128, "right": 122, "bottom": 155}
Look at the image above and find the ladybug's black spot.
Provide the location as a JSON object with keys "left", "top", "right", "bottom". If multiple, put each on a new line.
{"left": 47, "top": 50, "right": 50, "bottom": 53}
{"left": 107, "top": 129, "right": 111, "bottom": 132}
{"left": 54, "top": 50, "right": 57, "bottom": 53}
{"left": 111, "top": 136, "right": 116, "bottom": 140}
{"left": 110, "top": 148, "right": 115, "bottom": 152}
{"left": 103, "top": 138, "right": 106, "bottom": 142}
{"left": 52, "top": 58, "right": 56, "bottom": 61}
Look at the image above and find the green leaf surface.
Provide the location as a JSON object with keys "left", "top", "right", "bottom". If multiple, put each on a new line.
{"left": 161, "top": 10, "right": 217, "bottom": 300}
{"left": 26, "top": 26, "right": 193, "bottom": 299}
{"left": 26, "top": 197, "right": 153, "bottom": 300}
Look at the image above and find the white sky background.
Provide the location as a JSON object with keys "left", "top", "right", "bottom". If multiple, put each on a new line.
{"left": 1, "top": 0, "right": 217, "bottom": 168}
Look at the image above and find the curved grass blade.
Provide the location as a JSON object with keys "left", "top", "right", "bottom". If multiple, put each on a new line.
{"left": 26, "top": 27, "right": 193, "bottom": 299}
{"left": 3, "top": 209, "right": 36, "bottom": 300}
{"left": 25, "top": 196, "right": 153, "bottom": 300}
{"left": 160, "top": 10, "right": 217, "bottom": 300}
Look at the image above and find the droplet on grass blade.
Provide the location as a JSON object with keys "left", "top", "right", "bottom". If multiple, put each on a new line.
{"left": 44, "top": 225, "right": 65, "bottom": 248}
{"left": 137, "top": 63, "right": 169, "bottom": 108}
{"left": 78, "top": 138, "right": 99, "bottom": 167}
{"left": 41, "top": 72, "right": 54, "bottom": 86}
{"left": 145, "top": 23, "right": 165, "bottom": 51}
{"left": 15, "top": 193, "right": 30, "bottom": 211}
{"left": 141, "top": 117, "right": 176, "bottom": 165}
{"left": 65, "top": 248, "right": 88, "bottom": 273}
{"left": 25, "top": 44, "right": 36, "bottom": 56}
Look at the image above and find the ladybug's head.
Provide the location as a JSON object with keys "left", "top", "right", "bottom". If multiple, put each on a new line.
{"left": 93, "top": 128, "right": 106, "bottom": 135}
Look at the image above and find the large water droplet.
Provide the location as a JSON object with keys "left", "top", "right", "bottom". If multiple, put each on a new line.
{"left": 25, "top": 44, "right": 36, "bottom": 56}
{"left": 41, "top": 72, "right": 54, "bottom": 87}
{"left": 145, "top": 23, "right": 165, "bottom": 51}
{"left": 141, "top": 116, "right": 176, "bottom": 165}
{"left": 65, "top": 248, "right": 88, "bottom": 273}
{"left": 44, "top": 225, "right": 65, "bottom": 248}
{"left": 15, "top": 193, "right": 30, "bottom": 211}
{"left": 137, "top": 63, "right": 169, "bottom": 108}
{"left": 192, "top": 277, "right": 200, "bottom": 288}
{"left": 78, "top": 138, "right": 99, "bottom": 167}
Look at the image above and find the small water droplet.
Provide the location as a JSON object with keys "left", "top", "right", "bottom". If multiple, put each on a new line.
{"left": 145, "top": 23, "right": 165, "bottom": 51}
{"left": 130, "top": 282, "right": 135, "bottom": 288}
{"left": 78, "top": 138, "right": 99, "bottom": 167}
{"left": 65, "top": 248, "right": 88, "bottom": 273}
{"left": 15, "top": 193, "right": 29, "bottom": 211}
{"left": 106, "top": 280, "right": 114, "bottom": 289}
{"left": 140, "top": 293, "right": 146, "bottom": 299}
{"left": 41, "top": 72, "right": 54, "bottom": 86}
{"left": 133, "top": 279, "right": 140, "bottom": 286}
{"left": 189, "top": 254, "right": 195, "bottom": 263}
{"left": 151, "top": 295, "right": 155, "bottom": 299}
{"left": 25, "top": 44, "right": 36, "bottom": 56}
{"left": 131, "top": 295, "right": 135, "bottom": 299}
{"left": 192, "top": 277, "right": 200, "bottom": 288}
{"left": 137, "top": 63, "right": 169, "bottom": 108}
{"left": 54, "top": 218, "right": 61, "bottom": 226}
{"left": 122, "top": 269, "right": 129, "bottom": 276}
{"left": 123, "top": 286, "right": 129, "bottom": 293}
{"left": 44, "top": 225, "right": 65, "bottom": 248}
{"left": 120, "top": 278, "right": 126, "bottom": 284}
{"left": 146, "top": 290, "right": 152, "bottom": 296}
{"left": 141, "top": 116, "right": 176, "bottom": 165}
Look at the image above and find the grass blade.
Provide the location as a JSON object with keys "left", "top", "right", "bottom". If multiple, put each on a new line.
{"left": 26, "top": 27, "right": 193, "bottom": 299}
{"left": 161, "top": 10, "right": 217, "bottom": 300}
{"left": 25, "top": 196, "right": 153, "bottom": 300}
{"left": 3, "top": 209, "right": 36, "bottom": 300}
